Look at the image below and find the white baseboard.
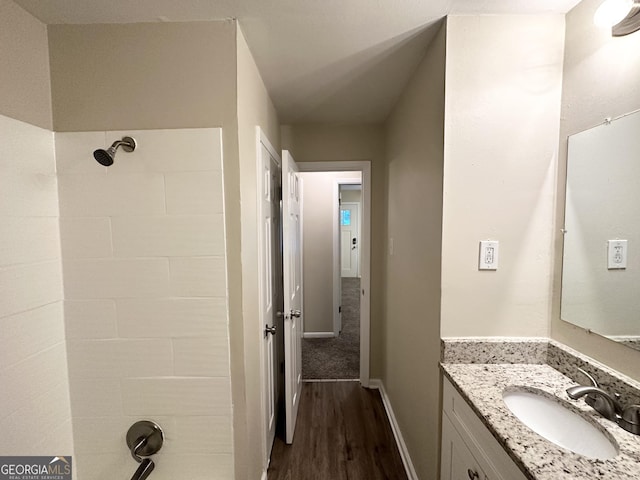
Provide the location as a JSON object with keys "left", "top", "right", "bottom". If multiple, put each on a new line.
{"left": 369, "top": 379, "right": 419, "bottom": 480}
{"left": 302, "top": 332, "right": 335, "bottom": 339}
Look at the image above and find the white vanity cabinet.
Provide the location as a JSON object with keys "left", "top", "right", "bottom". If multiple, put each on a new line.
{"left": 441, "top": 377, "right": 528, "bottom": 480}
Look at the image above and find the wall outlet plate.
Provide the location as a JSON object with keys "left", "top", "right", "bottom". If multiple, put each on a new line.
{"left": 608, "top": 239, "right": 628, "bottom": 269}
{"left": 479, "top": 240, "right": 499, "bottom": 270}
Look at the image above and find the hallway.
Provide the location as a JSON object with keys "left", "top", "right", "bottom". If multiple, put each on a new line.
{"left": 302, "top": 278, "right": 361, "bottom": 379}
{"left": 267, "top": 382, "right": 407, "bottom": 480}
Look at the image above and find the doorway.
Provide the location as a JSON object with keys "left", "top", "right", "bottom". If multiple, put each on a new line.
{"left": 297, "top": 162, "right": 371, "bottom": 386}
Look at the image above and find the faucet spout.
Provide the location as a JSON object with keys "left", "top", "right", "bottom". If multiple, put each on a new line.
{"left": 566, "top": 385, "right": 621, "bottom": 421}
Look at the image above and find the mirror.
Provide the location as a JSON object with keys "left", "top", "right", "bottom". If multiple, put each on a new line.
{"left": 561, "top": 109, "right": 640, "bottom": 350}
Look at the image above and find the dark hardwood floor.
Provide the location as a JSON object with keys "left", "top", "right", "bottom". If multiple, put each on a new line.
{"left": 267, "top": 381, "right": 408, "bottom": 480}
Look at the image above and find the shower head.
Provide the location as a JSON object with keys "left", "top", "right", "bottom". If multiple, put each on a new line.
{"left": 93, "top": 136, "right": 137, "bottom": 166}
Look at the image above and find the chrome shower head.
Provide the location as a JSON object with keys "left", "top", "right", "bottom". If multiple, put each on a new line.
{"left": 93, "top": 136, "right": 137, "bottom": 166}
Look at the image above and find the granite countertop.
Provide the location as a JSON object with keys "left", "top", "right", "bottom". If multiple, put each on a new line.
{"left": 441, "top": 363, "right": 640, "bottom": 480}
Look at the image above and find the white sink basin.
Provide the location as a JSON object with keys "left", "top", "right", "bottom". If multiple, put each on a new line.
{"left": 503, "top": 388, "right": 619, "bottom": 460}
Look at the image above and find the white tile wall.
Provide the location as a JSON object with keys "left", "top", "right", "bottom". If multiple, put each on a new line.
{"left": 64, "top": 300, "right": 117, "bottom": 339}
{"left": 169, "top": 256, "right": 227, "bottom": 297}
{"left": 0, "top": 260, "right": 63, "bottom": 318}
{"left": 0, "top": 302, "right": 65, "bottom": 370}
{"left": 0, "top": 114, "right": 73, "bottom": 458}
{"left": 57, "top": 173, "right": 166, "bottom": 217}
{"left": 111, "top": 215, "right": 225, "bottom": 257}
{"left": 59, "top": 217, "right": 113, "bottom": 258}
{"left": 56, "top": 128, "right": 232, "bottom": 480}
{"left": 165, "top": 171, "right": 224, "bottom": 214}
{"left": 63, "top": 258, "right": 170, "bottom": 299}
{"left": 116, "top": 298, "right": 228, "bottom": 338}
{"left": 121, "top": 377, "right": 232, "bottom": 416}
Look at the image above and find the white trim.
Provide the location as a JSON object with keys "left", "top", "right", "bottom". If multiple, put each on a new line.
{"left": 333, "top": 180, "right": 340, "bottom": 336}
{"left": 260, "top": 471, "right": 268, "bottom": 480}
{"left": 369, "top": 379, "right": 419, "bottom": 480}
{"left": 303, "top": 331, "right": 335, "bottom": 339}
{"left": 297, "top": 161, "right": 371, "bottom": 388}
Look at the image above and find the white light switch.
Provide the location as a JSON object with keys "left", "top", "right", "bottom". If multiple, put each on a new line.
{"left": 608, "top": 240, "right": 628, "bottom": 269}
{"left": 479, "top": 240, "right": 499, "bottom": 270}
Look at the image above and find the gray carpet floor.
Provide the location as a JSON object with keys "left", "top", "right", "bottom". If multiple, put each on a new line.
{"left": 302, "top": 278, "right": 360, "bottom": 379}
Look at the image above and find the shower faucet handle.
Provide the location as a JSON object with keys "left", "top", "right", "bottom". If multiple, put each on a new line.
{"left": 126, "top": 421, "right": 164, "bottom": 463}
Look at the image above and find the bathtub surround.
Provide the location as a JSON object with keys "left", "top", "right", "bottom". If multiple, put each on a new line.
{"left": 0, "top": 113, "right": 73, "bottom": 457}
{"left": 56, "top": 128, "right": 232, "bottom": 479}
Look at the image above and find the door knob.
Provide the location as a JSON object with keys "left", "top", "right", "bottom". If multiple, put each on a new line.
{"left": 264, "top": 324, "right": 276, "bottom": 336}
{"left": 290, "top": 310, "right": 301, "bottom": 318}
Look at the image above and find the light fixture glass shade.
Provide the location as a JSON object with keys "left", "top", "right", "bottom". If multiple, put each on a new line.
{"left": 594, "top": 0, "right": 634, "bottom": 27}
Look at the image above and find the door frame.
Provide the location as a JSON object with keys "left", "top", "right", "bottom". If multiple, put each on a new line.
{"left": 299, "top": 161, "right": 371, "bottom": 387}
{"left": 333, "top": 178, "right": 362, "bottom": 336}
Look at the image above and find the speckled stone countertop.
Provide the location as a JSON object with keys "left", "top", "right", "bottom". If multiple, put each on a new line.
{"left": 441, "top": 363, "right": 640, "bottom": 479}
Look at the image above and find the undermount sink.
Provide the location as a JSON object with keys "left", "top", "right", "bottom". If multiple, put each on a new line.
{"left": 503, "top": 387, "right": 619, "bottom": 460}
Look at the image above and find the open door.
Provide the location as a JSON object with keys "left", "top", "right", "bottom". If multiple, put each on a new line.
{"left": 257, "top": 129, "right": 283, "bottom": 465}
{"left": 282, "top": 150, "right": 303, "bottom": 444}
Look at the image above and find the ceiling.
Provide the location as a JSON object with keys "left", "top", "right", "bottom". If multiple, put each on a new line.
{"left": 14, "top": 0, "right": 582, "bottom": 124}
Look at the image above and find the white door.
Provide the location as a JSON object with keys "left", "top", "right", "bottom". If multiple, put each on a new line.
{"left": 340, "top": 202, "right": 360, "bottom": 278}
{"left": 282, "top": 150, "right": 303, "bottom": 444}
{"left": 259, "top": 141, "right": 280, "bottom": 459}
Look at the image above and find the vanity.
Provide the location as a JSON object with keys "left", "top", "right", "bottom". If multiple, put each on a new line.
{"left": 440, "top": 339, "right": 640, "bottom": 480}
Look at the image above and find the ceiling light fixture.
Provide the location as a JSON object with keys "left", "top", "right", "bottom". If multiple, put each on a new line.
{"left": 594, "top": 0, "right": 640, "bottom": 36}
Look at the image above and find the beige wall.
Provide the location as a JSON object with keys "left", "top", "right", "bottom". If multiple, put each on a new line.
{"left": 48, "top": 21, "right": 236, "bottom": 133}
{"left": 236, "top": 26, "right": 281, "bottom": 480}
{"left": 300, "top": 171, "right": 361, "bottom": 333}
{"left": 441, "top": 15, "right": 565, "bottom": 337}
{"left": 281, "top": 124, "right": 386, "bottom": 376}
{"left": 552, "top": 0, "right": 640, "bottom": 379}
{"left": 383, "top": 21, "right": 446, "bottom": 480}
{"left": 0, "top": 0, "right": 52, "bottom": 129}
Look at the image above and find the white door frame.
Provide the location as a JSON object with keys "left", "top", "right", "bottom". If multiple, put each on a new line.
{"left": 333, "top": 178, "right": 361, "bottom": 336}
{"left": 299, "top": 161, "right": 371, "bottom": 387}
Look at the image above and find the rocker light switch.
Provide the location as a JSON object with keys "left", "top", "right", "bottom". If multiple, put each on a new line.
{"left": 479, "top": 241, "right": 499, "bottom": 270}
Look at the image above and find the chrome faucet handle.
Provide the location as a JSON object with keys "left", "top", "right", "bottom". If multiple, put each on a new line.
{"left": 130, "top": 458, "right": 155, "bottom": 480}
{"left": 576, "top": 367, "right": 604, "bottom": 410}
{"left": 576, "top": 367, "right": 599, "bottom": 387}
{"left": 618, "top": 405, "right": 640, "bottom": 435}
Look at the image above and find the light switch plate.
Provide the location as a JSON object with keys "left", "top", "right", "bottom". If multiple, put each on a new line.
{"left": 608, "top": 239, "right": 628, "bottom": 269}
{"left": 479, "top": 240, "right": 499, "bottom": 270}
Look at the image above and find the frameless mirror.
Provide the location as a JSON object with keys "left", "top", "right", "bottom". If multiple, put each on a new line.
{"left": 561, "top": 109, "right": 640, "bottom": 350}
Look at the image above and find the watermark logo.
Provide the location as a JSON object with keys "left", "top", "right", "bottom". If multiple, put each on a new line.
{"left": 0, "top": 456, "right": 72, "bottom": 480}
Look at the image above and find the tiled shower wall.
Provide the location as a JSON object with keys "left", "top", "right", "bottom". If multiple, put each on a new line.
{"left": 55, "top": 128, "right": 233, "bottom": 479}
{"left": 0, "top": 114, "right": 74, "bottom": 456}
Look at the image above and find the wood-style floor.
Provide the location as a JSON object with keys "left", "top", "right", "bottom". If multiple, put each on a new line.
{"left": 267, "top": 381, "right": 408, "bottom": 480}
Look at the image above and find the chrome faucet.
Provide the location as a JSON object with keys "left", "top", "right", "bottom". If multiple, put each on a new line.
{"left": 566, "top": 385, "right": 621, "bottom": 421}
{"left": 566, "top": 367, "right": 640, "bottom": 435}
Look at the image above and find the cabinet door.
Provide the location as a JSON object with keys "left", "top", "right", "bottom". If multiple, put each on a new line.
{"left": 441, "top": 414, "right": 488, "bottom": 480}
